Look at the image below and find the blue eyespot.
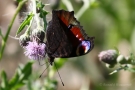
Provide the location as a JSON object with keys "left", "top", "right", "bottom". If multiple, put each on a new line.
{"left": 76, "top": 40, "right": 91, "bottom": 55}
{"left": 81, "top": 41, "right": 91, "bottom": 53}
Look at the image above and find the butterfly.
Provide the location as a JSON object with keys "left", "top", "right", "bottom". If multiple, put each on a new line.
{"left": 46, "top": 10, "right": 94, "bottom": 65}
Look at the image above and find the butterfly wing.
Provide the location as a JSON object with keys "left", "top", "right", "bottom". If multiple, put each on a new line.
{"left": 46, "top": 10, "right": 73, "bottom": 58}
{"left": 46, "top": 10, "right": 94, "bottom": 59}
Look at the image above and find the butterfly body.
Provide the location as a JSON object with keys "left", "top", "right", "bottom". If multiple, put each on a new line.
{"left": 46, "top": 10, "right": 94, "bottom": 65}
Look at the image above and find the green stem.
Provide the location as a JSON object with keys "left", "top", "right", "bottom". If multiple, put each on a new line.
{"left": 0, "top": 0, "right": 27, "bottom": 60}
{"left": 75, "top": 0, "right": 90, "bottom": 19}
{"left": 0, "top": 29, "right": 4, "bottom": 39}
{"left": 62, "top": 0, "right": 73, "bottom": 11}
{"left": 32, "top": 0, "right": 41, "bottom": 27}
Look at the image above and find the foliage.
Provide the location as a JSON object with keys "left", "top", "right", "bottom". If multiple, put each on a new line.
{"left": 0, "top": 62, "right": 33, "bottom": 90}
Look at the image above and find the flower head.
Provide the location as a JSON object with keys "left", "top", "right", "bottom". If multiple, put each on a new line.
{"left": 19, "top": 34, "right": 30, "bottom": 47}
{"left": 24, "top": 41, "right": 46, "bottom": 60}
{"left": 98, "top": 50, "right": 118, "bottom": 65}
{"left": 31, "top": 27, "right": 45, "bottom": 42}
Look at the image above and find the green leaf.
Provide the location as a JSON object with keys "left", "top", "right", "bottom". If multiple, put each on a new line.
{"left": 9, "top": 71, "right": 20, "bottom": 88}
{"left": 127, "top": 68, "right": 135, "bottom": 72}
{"left": 52, "top": 58, "right": 67, "bottom": 71}
{"left": 36, "top": 1, "right": 45, "bottom": 9}
{"left": 11, "top": 83, "right": 24, "bottom": 90}
{"left": 8, "top": 62, "right": 33, "bottom": 90}
{"left": 44, "top": 78, "right": 58, "bottom": 90}
{"left": 125, "top": 64, "right": 135, "bottom": 72}
{"left": 0, "top": 65, "right": 32, "bottom": 90}
{"left": 0, "top": 28, "right": 4, "bottom": 40}
{"left": 16, "top": 13, "right": 34, "bottom": 36}
{"left": 20, "top": 61, "right": 33, "bottom": 81}
{"left": 16, "top": 0, "right": 23, "bottom": 3}
{"left": 0, "top": 71, "right": 9, "bottom": 89}
{"left": 39, "top": 10, "right": 48, "bottom": 31}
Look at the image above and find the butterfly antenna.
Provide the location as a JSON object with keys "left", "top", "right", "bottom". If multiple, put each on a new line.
{"left": 54, "top": 62, "right": 64, "bottom": 86}
{"left": 39, "top": 64, "right": 50, "bottom": 78}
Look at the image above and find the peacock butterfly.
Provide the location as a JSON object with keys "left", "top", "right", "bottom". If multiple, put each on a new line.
{"left": 46, "top": 10, "right": 94, "bottom": 65}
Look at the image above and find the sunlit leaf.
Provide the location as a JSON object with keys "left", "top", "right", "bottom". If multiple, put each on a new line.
{"left": 0, "top": 71, "right": 9, "bottom": 89}
{"left": 9, "top": 72, "right": 20, "bottom": 87}
{"left": 9, "top": 62, "right": 33, "bottom": 90}
{"left": 52, "top": 58, "right": 67, "bottom": 71}
{"left": 11, "top": 83, "right": 24, "bottom": 90}
{"left": 20, "top": 61, "right": 33, "bottom": 81}
{"left": 0, "top": 28, "right": 4, "bottom": 39}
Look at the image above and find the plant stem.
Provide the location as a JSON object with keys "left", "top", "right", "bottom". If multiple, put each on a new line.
{"left": 62, "top": 0, "right": 73, "bottom": 11}
{"left": 75, "top": 0, "right": 90, "bottom": 19}
{"left": 32, "top": 0, "right": 40, "bottom": 27}
{"left": 0, "top": 0, "right": 27, "bottom": 60}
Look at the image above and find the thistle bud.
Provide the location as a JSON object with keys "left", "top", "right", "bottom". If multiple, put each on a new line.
{"left": 106, "top": 63, "right": 115, "bottom": 68}
{"left": 31, "top": 27, "right": 45, "bottom": 42}
{"left": 127, "top": 64, "right": 135, "bottom": 69}
{"left": 117, "top": 55, "right": 126, "bottom": 64}
{"left": 126, "top": 56, "right": 133, "bottom": 64}
{"left": 98, "top": 50, "right": 118, "bottom": 65}
{"left": 19, "top": 34, "right": 30, "bottom": 47}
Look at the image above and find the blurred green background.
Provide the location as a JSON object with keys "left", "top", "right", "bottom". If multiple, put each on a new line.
{"left": 1, "top": 0, "right": 135, "bottom": 90}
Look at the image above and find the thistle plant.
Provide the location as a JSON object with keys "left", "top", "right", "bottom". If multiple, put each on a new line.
{"left": 98, "top": 49, "right": 135, "bottom": 74}
{"left": 17, "top": 0, "right": 67, "bottom": 88}
{"left": 0, "top": 0, "right": 65, "bottom": 89}
{"left": 16, "top": 0, "right": 48, "bottom": 61}
{"left": 0, "top": 0, "right": 27, "bottom": 60}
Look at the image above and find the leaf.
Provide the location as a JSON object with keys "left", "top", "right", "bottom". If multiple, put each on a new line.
{"left": 52, "top": 58, "right": 67, "bottom": 72}
{"left": 39, "top": 10, "right": 48, "bottom": 30}
{"left": 20, "top": 61, "right": 33, "bottom": 81}
{"left": 8, "top": 62, "right": 33, "bottom": 90}
{"left": 0, "top": 71, "right": 9, "bottom": 90}
{"left": 16, "top": 0, "right": 23, "bottom": 3}
{"left": 9, "top": 71, "right": 20, "bottom": 88}
{"left": 44, "top": 78, "right": 58, "bottom": 90}
{"left": 16, "top": 13, "right": 34, "bottom": 36}
{"left": 127, "top": 68, "right": 135, "bottom": 72}
{"left": 11, "top": 83, "right": 24, "bottom": 90}
{"left": 0, "top": 28, "right": 4, "bottom": 39}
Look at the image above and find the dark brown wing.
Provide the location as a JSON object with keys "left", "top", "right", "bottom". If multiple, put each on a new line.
{"left": 46, "top": 10, "right": 94, "bottom": 59}
{"left": 46, "top": 10, "right": 73, "bottom": 58}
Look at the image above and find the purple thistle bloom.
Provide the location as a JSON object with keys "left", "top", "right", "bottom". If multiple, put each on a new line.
{"left": 24, "top": 41, "right": 46, "bottom": 60}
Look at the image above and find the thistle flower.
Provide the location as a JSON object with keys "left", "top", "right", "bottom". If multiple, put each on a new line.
{"left": 98, "top": 50, "right": 118, "bottom": 65}
{"left": 19, "top": 34, "right": 30, "bottom": 47}
{"left": 31, "top": 27, "right": 45, "bottom": 42}
{"left": 24, "top": 41, "right": 46, "bottom": 60}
